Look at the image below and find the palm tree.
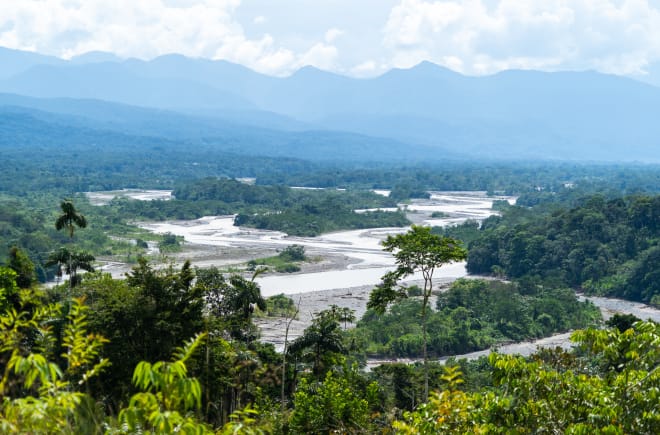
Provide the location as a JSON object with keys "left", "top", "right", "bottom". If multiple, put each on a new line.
{"left": 46, "top": 247, "right": 70, "bottom": 284}
{"left": 53, "top": 199, "right": 90, "bottom": 294}
{"left": 289, "top": 309, "right": 346, "bottom": 376}
{"left": 328, "top": 304, "right": 356, "bottom": 330}
{"left": 228, "top": 275, "right": 267, "bottom": 322}
{"left": 55, "top": 199, "right": 87, "bottom": 240}
{"left": 46, "top": 248, "right": 95, "bottom": 289}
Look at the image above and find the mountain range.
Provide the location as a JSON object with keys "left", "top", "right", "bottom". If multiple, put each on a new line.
{"left": 1, "top": 46, "right": 659, "bottom": 163}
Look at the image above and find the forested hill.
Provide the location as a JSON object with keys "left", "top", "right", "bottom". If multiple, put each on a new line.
{"left": 467, "top": 194, "right": 660, "bottom": 304}
{"left": 0, "top": 104, "right": 452, "bottom": 164}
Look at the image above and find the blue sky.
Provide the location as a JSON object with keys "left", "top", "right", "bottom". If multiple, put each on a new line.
{"left": 2, "top": 0, "right": 660, "bottom": 78}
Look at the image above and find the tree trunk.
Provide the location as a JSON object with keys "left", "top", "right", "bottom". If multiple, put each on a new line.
{"left": 281, "top": 298, "right": 300, "bottom": 412}
{"left": 422, "top": 295, "right": 428, "bottom": 402}
{"left": 422, "top": 270, "right": 433, "bottom": 402}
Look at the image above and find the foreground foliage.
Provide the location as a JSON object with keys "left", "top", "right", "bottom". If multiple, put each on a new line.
{"left": 395, "top": 320, "right": 660, "bottom": 434}
{"left": 2, "top": 260, "right": 660, "bottom": 433}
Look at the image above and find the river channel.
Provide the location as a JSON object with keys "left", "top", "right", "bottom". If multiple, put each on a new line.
{"left": 138, "top": 191, "right": 512, "bottom": 296}
{"left": 94, "top": 189, "right": 660, "bottom": 361}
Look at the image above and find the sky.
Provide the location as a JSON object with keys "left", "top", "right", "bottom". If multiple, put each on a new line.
{"left": 2, "top": 0, "right": 660, "bottom": 78}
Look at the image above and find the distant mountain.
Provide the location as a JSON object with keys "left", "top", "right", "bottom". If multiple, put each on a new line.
{"left": 0, "top": 62, "right": 255, "bottom": 111}
{"left": 1, "top": 46, "right": 660, "bottom": 162}
{"left": 0, "top": 47, "right": 64, "bottom": 80}
{"left": 0, "top": 102, "right": 453, "bottom": 163}
{"left": 70, "top": 51, "right": 123, "bottom": 64}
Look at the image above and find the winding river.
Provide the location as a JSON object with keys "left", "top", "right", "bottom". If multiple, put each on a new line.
{"left": 93, "top": 189, "right": 660, "bottom": 360}
{"left": 139, "top": 191, "right": 512, "bottom": 295}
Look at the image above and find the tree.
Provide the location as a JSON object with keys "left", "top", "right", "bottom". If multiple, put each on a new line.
{"left": 7, "top": 246, "right": 36, "bottom": 289}
{"left": 290, "top": 366, "right": 378, "bottom": 434}
{"left": 53, "top": 199, "right": 93, "bottom": 295}
{"left": 55, "top": 199, "right": 87, "bottom": 240}
{"left": 395, "top": 322, "right": 660, "bottom": 434}
{"left": 368, "top": 225, "right": 466, "bottom": 401}
{"left": 219, "top": 274, "right": 267, "bottom": 342}
{"left": 0, "top": 295, "right": 109, "bottom": 433}
{"left": 289, "top": 308, "right": 347, "bottom": 377}
{"left": 281, "top": 297, "right": 300, "bottom": 412}
{"left": 45, "top": 248, "right": 95, "bottom": 288}
{"left": 328, "top": 304, "right": 356, "bottom": 330}
{"left": 112, "top": 333, "right": 214, "bottom": 434}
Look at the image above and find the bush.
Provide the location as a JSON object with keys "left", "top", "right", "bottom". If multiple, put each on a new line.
{"left": 279, "top": 245, "right": 306, "bottom": 262}
{"left": 275, "top": 264, "right": 300, "bottom": 273}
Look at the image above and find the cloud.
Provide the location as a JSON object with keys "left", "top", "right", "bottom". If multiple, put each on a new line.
{"left": 324, "top": 28, "right": 344, "bottom": 43}
{"left": 0, "top": 0, "right": 337, "bottom": 76}
{"left": 296, "top": 42, "right": 339, "bottom": 70}
{"left": 383, "top": 0, "right": 660, "bottom": 75}
{"left": 1, "top": 0, "right": 660, "bottom": 77}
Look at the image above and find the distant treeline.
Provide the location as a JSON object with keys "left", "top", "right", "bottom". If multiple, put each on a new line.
{"left": 3, "top": 113, "right": 660, "bottom": 198}
{"left": 167, "top": 178, "right": 408, "bottom": 236}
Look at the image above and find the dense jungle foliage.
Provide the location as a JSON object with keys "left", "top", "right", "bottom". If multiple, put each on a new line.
{"left": 352, "top": 279, "right": 600, "bottom": 358}
{"left": 2, "top": 264, "right": 659, "bottom": 434}
{"left": 3, "top": 137, "right": 660, "bottom": 432}
{"left": 467, "top": 194, "right": 660, "bottom": 305}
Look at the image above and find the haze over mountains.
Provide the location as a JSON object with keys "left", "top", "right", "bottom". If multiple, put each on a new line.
{"left": 1, "top": 46, "right": 659, "bottom": 163}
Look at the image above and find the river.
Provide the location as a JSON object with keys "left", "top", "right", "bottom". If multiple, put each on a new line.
{"left": 93, "top": 189, "right": 660, "bottom": 361}
{"left": 138, "top": 191, "right": 512, "bottom": 295}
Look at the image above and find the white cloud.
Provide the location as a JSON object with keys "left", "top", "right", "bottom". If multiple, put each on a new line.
{"left": 1, "top": 0, "right": 660, "bottom": 77}
{"left": 296, "top": 42, "right": 339, "bottom": 71}
{"left": 0, "top": 0, "right": 337, "bottom": 75}
{"left": 324, "top": 28, "right": 344, "bottom": 43}
{"left": 350, "top": 60, "right": 379, "bottom": 76}
{"left": 383, "top": 0, "right": 660, "bottom": 75}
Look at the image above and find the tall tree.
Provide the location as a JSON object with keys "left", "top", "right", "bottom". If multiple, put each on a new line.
{"left": 53, "top": 199, "right": 92, "bottom": 292}
{"left": 289, "top": 308, "right": 346, "bottom": 377}
{"left": 55, "top": 199, "right": 87, "bottom": 240}
{"left": 45, "top": 248, "right": 95, "bottom": 289}
{"left": 368, "top": 225, "right": 467, "bottom": 401}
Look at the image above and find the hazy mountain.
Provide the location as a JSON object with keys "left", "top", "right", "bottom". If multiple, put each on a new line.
{"left": 0, "top": 93, "right": 307, "bottom": 137}
{"left": 0, "top": 47, "right": 65, "bottom": 80}
{"left": 70, "top": 51, "right": 123, "bottom": 64}
{"left": 0, "top": 101, "right": 453, "bottom": 163}
{"left": 0, "top": 62, "right": 255, "bottom": 111}
{"left": 2, "top": 46, "right": 660, "bottom": 162}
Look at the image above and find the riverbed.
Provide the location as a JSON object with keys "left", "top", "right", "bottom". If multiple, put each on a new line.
{"left": 90, "top": 189, "right": 660, "bottom": 362}
{"left": 135, "top": 191, "right": 511, "bottom": 294}
{"left": 127, "top": 191, "right": 513, "bottom": 349}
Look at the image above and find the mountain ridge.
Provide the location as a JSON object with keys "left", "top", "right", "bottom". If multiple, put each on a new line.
{"left": 1, "top": 46, "right": 659, "bottom": 163}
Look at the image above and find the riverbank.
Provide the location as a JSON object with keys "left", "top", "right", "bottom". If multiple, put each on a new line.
{"left": 258, "top": 281, "right": 660, "bottom": 367}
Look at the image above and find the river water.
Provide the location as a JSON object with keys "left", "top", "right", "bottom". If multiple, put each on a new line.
{"left": 97, "top": 189, "right": 660, "bottom": 361}
{"left": 139, "top": 191, "right": 512, "bottom": 296}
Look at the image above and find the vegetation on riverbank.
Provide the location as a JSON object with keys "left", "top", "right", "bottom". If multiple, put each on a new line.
{"left": 248, "top": 244, "right": 310, "bottom": 273}
{"left": 2, "top": 183, "right": 660, "bottom": 433}
{"left": 352, "top": 279, "right": 601, "bottom": 358}
{"left": 2, "top": 263, "right": 658, "bottom": 433}
{"left": 467, "top": 194, "right": 660, "bottom": 304}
